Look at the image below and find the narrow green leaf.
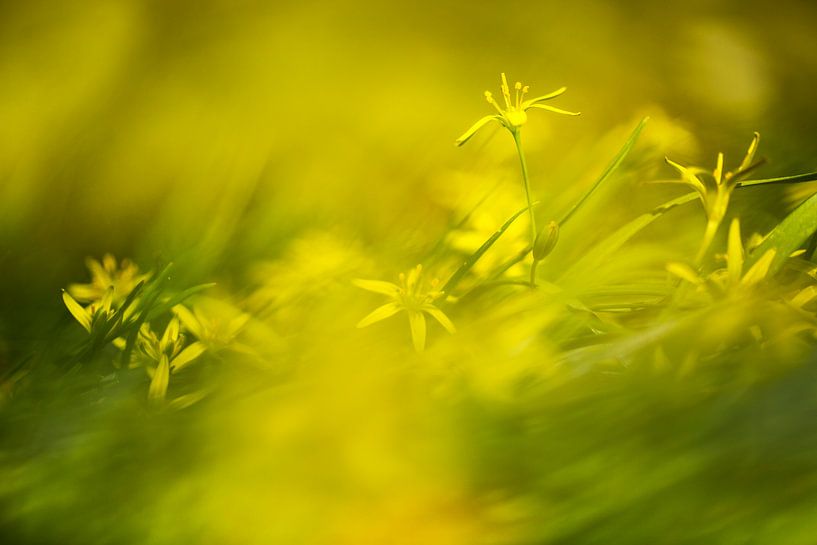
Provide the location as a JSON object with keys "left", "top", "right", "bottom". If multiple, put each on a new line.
{"left": 746, "top": 190, "right": 817, "bottom": 275}
{"left": 442, "top": 203, "right": 531, "bottom": 294}
{"left": 736, "top": 171, "right": 817, "bottom": 188}
{"left": 560, "top": 192, "right": 698, "bottom": 280}
{"left": 559, "top": 117, "right": 649, "bottom": 226}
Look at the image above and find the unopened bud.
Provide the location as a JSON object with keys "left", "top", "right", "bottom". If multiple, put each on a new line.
{"left": 532, "top": 221, "right": 559, "bottom": 260}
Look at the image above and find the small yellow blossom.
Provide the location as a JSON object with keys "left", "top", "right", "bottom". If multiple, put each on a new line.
{"left": 354, "top": 265, "right": 455, "bottom": 352}
{"left": 667, "top": 218, "right": 776, "bottom": 297}
{"left": 136, "top": 318, "right": 206, "bottom": 403}
{"left": 664, "top": 133, "right": 760, "bottom": 262}
{"left": 456, "top": 73, "right": 579, "bottom": 146}
{"left": 67, "top": 254, "right": 148, "bottom": 306}
{"left": 62, "top": 287, "right": 115, "bottom": 334}
{"left": 173, "top": 298, "right": 250, "bottom": 350}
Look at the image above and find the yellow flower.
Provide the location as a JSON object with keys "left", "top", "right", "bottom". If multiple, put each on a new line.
{"left": 172, "top": 298, "right": 250, "bottom": 350}
{"left": 62, "top": 286, "right": 115, "bottom": 334}
{"left": 354, "top": 265, "right": 455, "bottom": 352}
{"left": 667, "top": 218, "right": 776, "bottom": 297}
{"left": 664, "top": 133, "right": 760, "bottom": 262}
{"left": 136, "top": 318, "right": 206, "bottom": 403}
{"left": 456, "top": 73, "right": 579, "bottom": 146}
{"left": 67, "top": 254, "right": 148, "bottom": 306}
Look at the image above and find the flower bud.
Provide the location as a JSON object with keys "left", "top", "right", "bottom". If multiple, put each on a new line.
{"left": 533, "top": 221, "right": 559, "bottom": 260}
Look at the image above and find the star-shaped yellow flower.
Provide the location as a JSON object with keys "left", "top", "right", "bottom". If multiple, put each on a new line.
{"left": 67, "top": 254, "right": 148, "bottom": 307}
{"left": 456, "top": 73, "right": 579, "bottom": 146}
{"left": 354, "top": 265, "right": 455, "bottom": 352}
{"left": 136, "top": 318, "right": 206, "bottom": 403}
{"left": 664, "top": 133, "right": 760, "bottom": 262}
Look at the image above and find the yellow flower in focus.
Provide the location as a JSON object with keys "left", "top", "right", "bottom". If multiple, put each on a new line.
{"left": 67, "top": 254, "right": 148, "bottom": 306}
{"left": 354, "top": 265, "right": 455, "bottom": 352}
{"left": 456, "top": 73, "right": 579, "bottom": 146}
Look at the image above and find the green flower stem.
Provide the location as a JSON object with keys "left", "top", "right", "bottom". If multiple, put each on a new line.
{"left": 529, "top": 258, "right": 540, "bottom": 287}
{"left": 512, "top": 129, "right": 537, "bottom": 244}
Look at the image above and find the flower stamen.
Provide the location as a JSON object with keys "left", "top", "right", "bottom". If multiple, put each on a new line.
{"left": 500, "top": 73, "right": 512, "bottom": 109}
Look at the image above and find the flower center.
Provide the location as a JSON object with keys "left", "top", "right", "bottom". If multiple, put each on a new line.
{"left": 505, "top": 109, "right": 528, "bottom": 127}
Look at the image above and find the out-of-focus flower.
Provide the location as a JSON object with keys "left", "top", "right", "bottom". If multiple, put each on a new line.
{"left": 667, "top": 218, "right": 776, "bottom": 296}
{"left": 136, "top": 318, "right": 206, "bottom": 403}
{"left": 354, "top": 265, "right": 455, "bottom": 352}
{"left": 67, "top": 254, "right": 148, "bottom": 306}
{"left": 664, "top": 133, "right": 760, "bottom": 262}
{"left": 173, "top": 299, "right": 250, "bottom": 351}
{"left": 456, "top": 73, "right": 579, "bottom": 146}
{"left": 62, "top": 287, "right": 115, "bottom": 334}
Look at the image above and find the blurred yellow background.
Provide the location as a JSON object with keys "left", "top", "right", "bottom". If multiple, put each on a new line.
{"left": 2, "top": 2, "right": 817, "bottom": 543}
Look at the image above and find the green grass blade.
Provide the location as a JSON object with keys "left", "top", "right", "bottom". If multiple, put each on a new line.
{"left": 558, "top": 117, "right": 649, "bottom": 226}
{"left": 559, "top": 192, "right": 698, "bottom": 280}
{"left": 146, "top": 283, "right": 217, "bottom": 321}
{"left": 747, "top": 189, "right": 817, "bottom": 275}
{"left": 442, "top": 204, "right": 532, "bottom": 294}
{"left": 736, "top": 171, "right": 817, "bottom": 188}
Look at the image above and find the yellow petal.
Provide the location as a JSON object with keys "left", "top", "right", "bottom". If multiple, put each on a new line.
{"left": 666, "top": 262, "right": 703, "bottom": 285}
{"left": 160, "top": 317, "right": 180, "bottom": 351}
{"left": 85, "top": 257, "right": 108, "bottom": 284}
{"left": 727, "top": 219, "right": 744, "bottom": 286}
{"left": 521, "top": 86, "right": 567, "bottom": 106}
{"left": 148, "top": 355, "right": 170, "bottom": 403}
{"left": 741, "top": 249, "right": 776, "bottom": 287}
{"left": 422, "top": 305, "right": 456, "bottom": 334}
{"left": 167, "top": 391, "right": 207, "bottom": 411}
{"left": 408, "top": 311, "right": 427, "bottom": 352}
{"left": 713, "top": 152, "right": 724, "bottom": 185}
{"left": 171, "top": 342, "right": 207, "bottom": 373}
{"left": 173, "top": 304, "right": 204, "bottom": 340}
{"left": 226, "top": 313, "right": 250, "bottom": 338}
{"left": 356, "top": 302, "right": 401, "bottom": 328}
{"left": 352, "top": 278, "right": 400, "bottom": 296}
{"left": 664, "top": 158, "right": 708, "bottom": 200}
{"left": 791, "top": 286, "right": 817, "bottom": 309}
{"left": 62, "top": 290, "right": 92, "bottom": 332}
{"left": 102, "top": 253, "right": 117, "bottom": 273}
{"left": 455, "top": 115, "right": 502, "bottom": 147}
{"left": 66, "top": 283, "right": 100, "bottom": 302}
{"left": 737, "top": 132, "right": 760, "bottom": 174}
{"left": 526, "top": 103, "right": 580, "bottom": 116}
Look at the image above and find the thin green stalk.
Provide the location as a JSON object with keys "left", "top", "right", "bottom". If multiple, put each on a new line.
{"left": 512, "top": 129, "right": 536, "bottom": 244}
{"left": 529, "top": 258, "right": 540, "bottom": 287}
